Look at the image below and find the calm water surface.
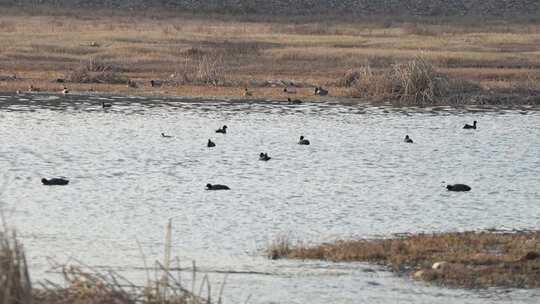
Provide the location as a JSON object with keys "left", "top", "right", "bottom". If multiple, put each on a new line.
{"left": 1, "top": 93, "right": 539, "bottom": 304}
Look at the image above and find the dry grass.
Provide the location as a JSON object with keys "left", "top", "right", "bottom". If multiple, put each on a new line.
{"left": 0, "top": 223, "right": 32, "bottom": 304}
{"left": 31, "top": 262, "right": 209, "bottom": 304}
{"left": 65, "top": 57, "right": 127, "bottom": 84}
{"left": 1, "top": 218, "right": 218, "bottom": 304}
{"left": 349, "top": 56, "right": 481, "bottom": 105}
{"left": 0, "top": 9, "right": 539, "bottom": 103}
{"left": 268, "top": 230, "right": 540, "bottom": 288}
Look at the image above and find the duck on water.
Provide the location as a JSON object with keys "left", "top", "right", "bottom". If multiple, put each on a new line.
{"left": 216, "top": 125, "right": 228, "bottom": 134}
{"left": 463, "top": 121, "right": 477, "bottom": 129}
{"left": 446, "top": 184, "right": 471, "bottom": 192}
{"left": 298, "top": 136, "right": 310, "bottom": 145}
{"left": 404, "top": 135, "right": 414, "bottom": 143}
{"left": 259, "top": 152, "right": 271, "bottom": 161}
{"left": 41, "top": 178, "right": 69, "bottom": 186}
{"left": 206, "top": 183, "right": 230, "bottom": 190}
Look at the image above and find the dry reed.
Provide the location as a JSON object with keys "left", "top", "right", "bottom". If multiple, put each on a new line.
{"left": 1, "top": 216, "right": 219, "bottom": 304}
{"left": 350, "top": 56, "right": 481, "bottom": 105}
{"left": 0, "top": 221, "right": 32, "bottom": 304}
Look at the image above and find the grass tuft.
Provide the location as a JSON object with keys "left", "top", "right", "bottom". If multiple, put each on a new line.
{"left": 0, "top": 223, "right": 32, "bottom": 304}
{"left": 350, "top": 56, "right": 480, "bottom": 105}
{"left": 268, "top": 230, "right": 540, "bottom": 288}
{"left": 65, "top": 58, "right": 127, "bottom": 84}
{"left": 1, "top": 217, "right": 216, "bottom": 304}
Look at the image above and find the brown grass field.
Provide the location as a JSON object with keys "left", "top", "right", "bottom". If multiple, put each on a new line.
{"left": 0, "top": 9, "right": 540, "bottom": 104}
{"left": 268, "top": 231, "right": 540, "bottom": 288}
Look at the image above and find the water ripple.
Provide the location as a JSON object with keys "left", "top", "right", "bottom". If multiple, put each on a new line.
{"left": 1, "top": 93, "right": 539, "bottom": 304}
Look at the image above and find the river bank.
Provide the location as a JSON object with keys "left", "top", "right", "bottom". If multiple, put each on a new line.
{"left": 269, "top": 230, "right": 540, "bottom": 289}
{"left": 1, "top": 10, "right": 539, "bottom": 105}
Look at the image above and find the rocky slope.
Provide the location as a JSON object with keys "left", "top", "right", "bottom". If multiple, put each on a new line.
{"left": 1, "top": 0, "right": 539, "bottom": 17}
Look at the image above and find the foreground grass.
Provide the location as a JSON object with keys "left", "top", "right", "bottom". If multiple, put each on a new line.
{"left": 0, "top": 9, "right": 539, "bottom": 105}
{"left": 269, "top": 231, "right": 540, "bottom": 288}
{"left": 1, "top": 220, "right": 214, "bottom": 304}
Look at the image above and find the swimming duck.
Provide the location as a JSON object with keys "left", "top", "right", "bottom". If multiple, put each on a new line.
{"left": 41, "top": 178, "right": 69, "bottom": 186}
{"left": 287, "top": 97, "right": 302, "bottom": 104}
{"left": 102, "top": 102, "right": 112, "bottom": 108}
{"left": 259, "top": 152, "right": 271, "bottom": 161}
{"left": 463, "top": 121, "right": 477, "bottom": 129}
{"left": 404, "top": 135, "right": 414, "bottom": 143}
{"left": 206, "top": 183, "right": 230, "bottom": 190}
{"left": 216, "top": 125, "right": 228, "bottom": 134}
{"left": 243, "top": 88, "right": 253, "bottom": 96}
{"left": 161, "top": 133, "right": 172, "bottom": 138}
{"left": 298, "top": 136, "right": 310, "bottom": 145}
{"left": 446, "top": 184, "right": 471, "bottom": 192}
{"left": 207, "top": 139, "right": 216, "bottom": 147}
{"left": 314, "top": 86, "right": 328, "bottom": 96}
{"left": 62, "top": 87, "right": 69, "bottom": 94}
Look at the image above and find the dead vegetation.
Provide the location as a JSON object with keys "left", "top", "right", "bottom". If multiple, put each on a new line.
{"left": 348, "top": 56, "right": 481, "bottom": 105}
{"left": 268, "top": 230, "right": 540, "bottom": 288}
{"left": 0, "top": 10, "right": 539, "bottom": 103}
{"left": 1, "top": 218, "right": 218, "bottom": 304}
{"left": 0, "top": 225, "right": 32, "bottom": 304}
{"left": 65, "top": 58, "right": 127, "bottom": 84}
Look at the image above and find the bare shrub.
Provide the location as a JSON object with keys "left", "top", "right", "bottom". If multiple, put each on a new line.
{"left": 338, "top": 70, "right": 360, "bottom": 87}
{"left": 348, "top": 64, "right": 391, "bottom": 100}
{"left": 267, "top": 236, "right": 292, "bottom": 260}
{"left": 392, "top": 56, "right": 448, "bottom": 104}
{"left": 173, "top": 53, "right": 227, "bottom": 86}
{"left": 65, "top": 58, "right": 127, "bottom": 84}
{"left": 350, "top": 56, "right": 474, "bottom": 105}
{"left": 195, "top": 54, "right": 225, "bottom": 85}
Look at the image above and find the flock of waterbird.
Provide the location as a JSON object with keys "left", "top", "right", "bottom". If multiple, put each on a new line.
{"left": 41, "top": 117, "right": 478, "bottom": 192}
{"left": 198, "top": 121, "right": 477, "bottom": 192}
{"left": 28, "top": 86, "right": 477, "bottom": 192}
{"left": 200, "top": 124, "right": 312, "bottom": 190}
